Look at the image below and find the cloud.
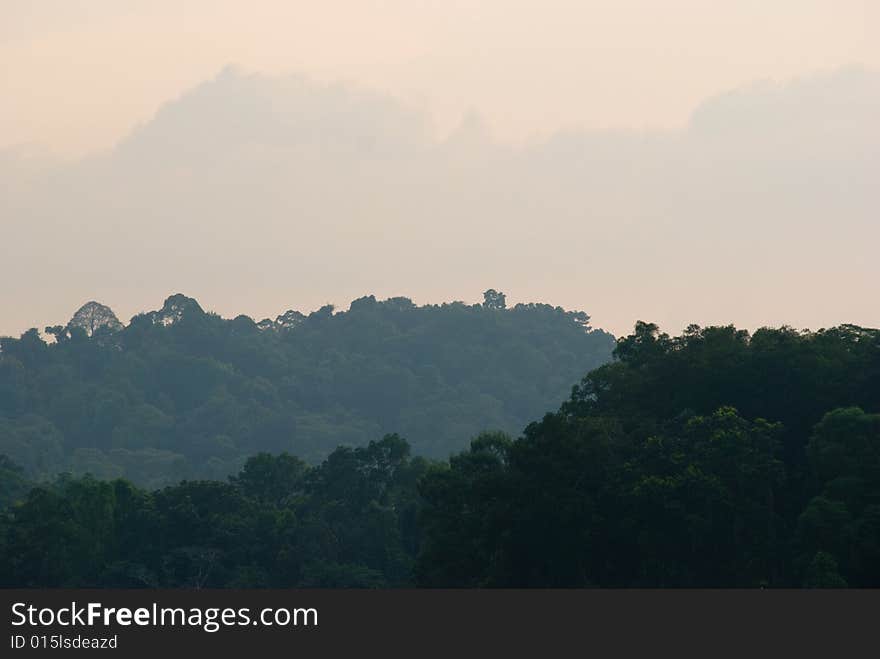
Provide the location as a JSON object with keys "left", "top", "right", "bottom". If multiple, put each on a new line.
{"left": 2, "top": 67, "right": 878, "bottom": 337}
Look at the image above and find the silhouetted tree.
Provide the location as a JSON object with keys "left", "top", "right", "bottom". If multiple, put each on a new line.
{"left": 67, "top": 301, "right": 123, "bottom": 337}
{"left": 483, "top": 289, "right": 506, "bottom": 310}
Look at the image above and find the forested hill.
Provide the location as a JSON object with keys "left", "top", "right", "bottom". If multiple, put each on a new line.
{"left": 0, "top": 291, "right": 614, "bottom": 486}
{"left": 2, "top": 321, "right": 878, "bottom": 588}
{"left": 417, "top": 322, "right": 880, "bottom": 587}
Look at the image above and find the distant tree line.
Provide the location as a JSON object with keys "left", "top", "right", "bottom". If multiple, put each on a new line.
{"left": 0, "top": 292, "right": 613, "bottom": 486}
{"left": 1, "top": 320, "right": 878, "bottom": 587}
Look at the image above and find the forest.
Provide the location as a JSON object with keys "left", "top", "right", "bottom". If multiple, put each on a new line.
{"left": 1, "top": 300, "right": 879, "bottom": 587}
{"left": 0, "top": 291, "right": 613, "bottom": 485}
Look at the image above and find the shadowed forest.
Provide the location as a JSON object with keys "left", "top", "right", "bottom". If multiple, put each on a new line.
{"left": 1, "top": 295, "right": 878, "bottom": 587}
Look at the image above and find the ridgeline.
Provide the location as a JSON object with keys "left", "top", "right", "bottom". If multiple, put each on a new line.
{"left": 0, "top": 290, "right": 613, "bottom": 485}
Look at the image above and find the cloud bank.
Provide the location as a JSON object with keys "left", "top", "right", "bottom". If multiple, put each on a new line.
{"left": 2, "top": 67, "right": 878, "bottom": 337}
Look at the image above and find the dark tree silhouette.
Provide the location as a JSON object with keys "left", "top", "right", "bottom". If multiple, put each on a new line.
{"left": 483, "top": 289, "right": 506, "bottom": 310}
{"left": 67, "top": 301, "right": 123, "bottom": 337}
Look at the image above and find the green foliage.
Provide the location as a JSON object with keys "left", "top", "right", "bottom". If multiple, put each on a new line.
{"left": 0, "top": 454, "right": 29, "bottom": 509}
{"left": 0, "top": 293, "right": 613, "bottom": 485}
{"left": 0, "top": 436, "right": 428, "bottom": 587}
{"left": 801, "top": 407, "right": 880, "bottom": 585}
{"left": 2, "top": 318, "right": 879, "bottom": 587}
{"left": 418, "top": 322, "right": 880, "bottom": 587}
{"left": 803, "top": 552, "right": 848, "bottom": 588}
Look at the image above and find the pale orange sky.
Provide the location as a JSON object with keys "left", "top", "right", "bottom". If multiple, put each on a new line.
{"left": 2, "top": 1, "right": 878, "bottom": 157}
{"left": 1, "top": 2, "right": 879, "bottom": 339}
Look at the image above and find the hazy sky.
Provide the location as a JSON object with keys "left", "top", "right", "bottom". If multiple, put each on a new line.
{"left": 3, "top": 1, "right": 878, "bottom": 155}
{"left": 2, "top": 2, "right": 878, "bottom": 338}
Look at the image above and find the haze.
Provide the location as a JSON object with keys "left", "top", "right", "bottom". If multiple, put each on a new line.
{"left": 1, "top": 1, "right": 878, "bottom": 337}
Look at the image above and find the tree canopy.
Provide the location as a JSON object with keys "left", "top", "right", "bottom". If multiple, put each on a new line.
{"left": 0, "top": 436, "right": 425, "bottom": 587}
{"left": 0, "top": 293, "right": 613, "bottom": 485}
{"left": 416, "top": 321, "right": 880, "bottom": 587}
{"left": 2, "top": 318, "right": 878, "bottom": 587}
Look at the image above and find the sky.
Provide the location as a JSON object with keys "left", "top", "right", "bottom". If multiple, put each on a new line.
{"left": 1, "top": 1, "right": 878, "bottom": 337}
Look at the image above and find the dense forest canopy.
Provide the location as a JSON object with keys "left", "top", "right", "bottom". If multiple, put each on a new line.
{"left": 1, "top": 319, "right": 878, "bottom": 587}
{"left": 0, "top": 435, "right": 425, "bottom": 588}
{"left": 0, "top": 291, "right": 614, "bottom": 486}
{"left": 417, "top": 322, "right": 880, "bottom": 587}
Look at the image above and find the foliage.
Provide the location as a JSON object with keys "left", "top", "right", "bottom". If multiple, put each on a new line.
{"left": 0, "top": 293, "right": 613, "bottom": 484}
{"left": 417, "top": 322, "right": 880, "bottom": 587}
{"left": 0, "top": 436, "right": 427, "bottom": 587}
{"left": 2, "top": 318, "right": 878, "bottom": 587}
